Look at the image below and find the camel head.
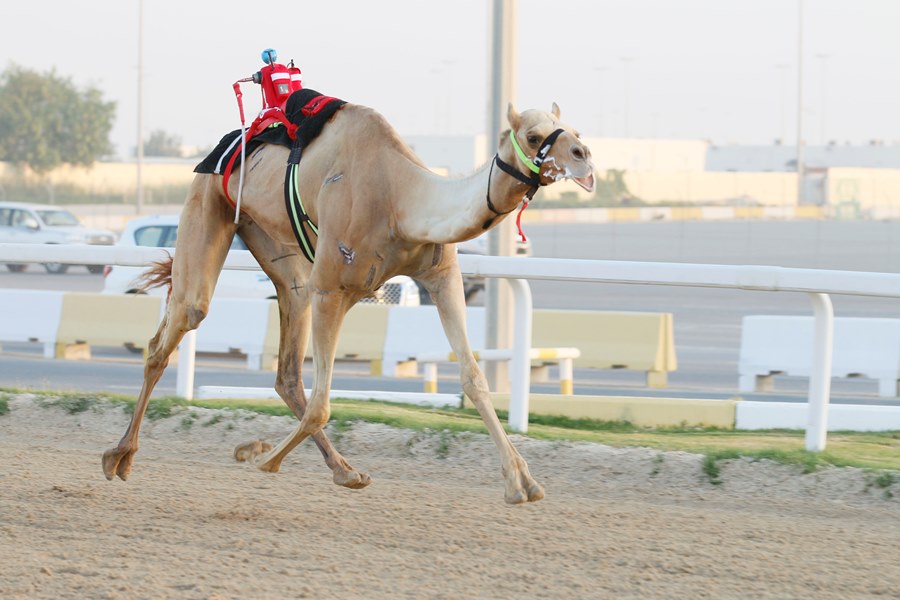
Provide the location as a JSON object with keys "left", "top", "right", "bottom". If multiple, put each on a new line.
{"left": 506, "top": 103, "right": 595, "bottom": 192}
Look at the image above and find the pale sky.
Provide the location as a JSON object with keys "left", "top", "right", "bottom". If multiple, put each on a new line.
{"left": 2, "top": 0, "right": 899, "bottom": 159}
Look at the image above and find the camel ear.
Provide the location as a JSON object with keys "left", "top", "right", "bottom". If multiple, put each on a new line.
{"left": 507, "top": 103, "right": 521, "bottom": 129}
{"left": 551, "top": 102, "right": 561, "bottom": 119}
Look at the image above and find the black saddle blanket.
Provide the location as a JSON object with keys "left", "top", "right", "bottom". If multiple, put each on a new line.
{"left": 194, "top": 88, "right": 346, "bottom": 174}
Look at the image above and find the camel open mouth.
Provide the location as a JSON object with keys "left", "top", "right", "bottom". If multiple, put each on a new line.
{"left": 572, "top": 172, "right": 596, "bottom": 193}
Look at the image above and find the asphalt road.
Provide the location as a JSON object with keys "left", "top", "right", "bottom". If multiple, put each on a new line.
{"left": 1, "top": 219, "right": 899, "bottom": 405}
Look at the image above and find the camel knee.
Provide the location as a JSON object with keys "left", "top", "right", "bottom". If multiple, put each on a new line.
{"left": 300, "top": 398, "right": 330, "bottom": 434}
{"left": 461, "top": 369, "right": 491, "bottom": 403}
{"left": 185, "top": 305, "right": 207, "bottom": 330}
{"left": 300, "top": 412, "right": 329, "bottom": 435}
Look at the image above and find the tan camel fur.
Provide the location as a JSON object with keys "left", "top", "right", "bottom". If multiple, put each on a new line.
{"left": 102, "top": 101, "right": 594, "bottom": 504}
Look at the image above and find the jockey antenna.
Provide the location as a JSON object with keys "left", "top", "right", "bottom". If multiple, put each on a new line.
{"left": 261, "top": 48, "right": 277, "bottom": 65}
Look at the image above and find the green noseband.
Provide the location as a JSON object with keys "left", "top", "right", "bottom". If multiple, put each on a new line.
{"left": 508, "top": 130, "right": 541, "bottom": 174}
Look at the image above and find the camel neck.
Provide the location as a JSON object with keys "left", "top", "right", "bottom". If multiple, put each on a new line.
{"left": 396, "top": 145, "right": 533, "bottom": 245}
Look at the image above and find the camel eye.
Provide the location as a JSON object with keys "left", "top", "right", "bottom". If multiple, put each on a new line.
{"left": 527, "top": 135, "right": 539, "bottom": 146}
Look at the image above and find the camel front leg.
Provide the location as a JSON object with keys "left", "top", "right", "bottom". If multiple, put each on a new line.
{"left": 257, "top": 289, "right": 348, "bottom": 474}
{"left": 422, "top": 261, "right": 544, "bottom": 504}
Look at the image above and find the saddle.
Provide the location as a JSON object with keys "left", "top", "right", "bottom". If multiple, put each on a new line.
{"left": 194, "top": 89, "right": 346, "bottom": 262}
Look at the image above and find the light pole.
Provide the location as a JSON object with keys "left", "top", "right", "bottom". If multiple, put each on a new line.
{"left": 816, "top": 53, "right": 830, "bottom": 145}
{"left": 136, "top": 0, "right": 144, "bottom": 214}
{"left": 485, "top": 0, "right": 517, "bottom": 392}
{"left": 620, "top": 56, "right": 634, "bottom": 137}
{"left": 796, "top": 0, "right": 805, "bottom": 204}
{"left": 776, "top": 63, "right": 790, "bottom": 143}
{"left": 594, "top": 66, "right": 608, "bottom": 136}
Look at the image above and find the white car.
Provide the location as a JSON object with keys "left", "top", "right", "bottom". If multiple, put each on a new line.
{"left": 0, "top": 201, "right": 117, "bottom": 273}
{"left": 102, "top": 214, "right": 420, "bottom": 305}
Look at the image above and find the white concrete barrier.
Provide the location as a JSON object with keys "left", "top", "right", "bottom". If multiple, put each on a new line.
{"left": 739, "top": 316, "right": 900, "bottom": 397}
{"left": 196, "top": 298, "right": 272, "bottom": 369}
{"left": 0, "top": 289, "right": 64, "bottom": 358}
{"left": 381, "top": 306, "right": 486, "bottom": 377}
{"left": 55, "top": 293, "right": 162, "bottom": 360}
{"left": 532, "top": 309, "right": 677, "bottom": 387}
{"left": 736, "top": 400, "right": 900, "bottom": 432}
{"left": 417, "top": 347, "right": 580, "bottom": 394}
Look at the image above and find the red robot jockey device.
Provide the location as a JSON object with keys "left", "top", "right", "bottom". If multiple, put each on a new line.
{"left": 229, "top": 49, "right": 303, "bottom": 221}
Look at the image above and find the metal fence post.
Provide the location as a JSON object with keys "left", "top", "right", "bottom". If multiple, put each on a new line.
{"left": 805, "top": 292, "right": 834, "bottom": 451}
{"left": 506, "top": 278, "right": 533, "bottom": 432}
{"left": 176, "top": 329, "right": 196, "bottom": 400}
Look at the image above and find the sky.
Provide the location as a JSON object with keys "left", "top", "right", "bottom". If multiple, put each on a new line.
{"left": 2, "top": 0, "right": 899, "bottom": 160}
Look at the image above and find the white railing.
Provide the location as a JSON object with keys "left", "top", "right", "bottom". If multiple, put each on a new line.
{"left": 4, "top": 242, "right": 900, "bottom": 451}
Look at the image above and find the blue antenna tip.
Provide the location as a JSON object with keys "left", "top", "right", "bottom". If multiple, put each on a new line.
{"left": 261, "top": 48, "right": 277, "bottom": 65}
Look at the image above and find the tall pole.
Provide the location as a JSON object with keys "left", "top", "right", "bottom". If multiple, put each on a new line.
{"left": 776, "top": 64, "right": 789, "bottom": 143}
{"left": 796, "top": 0, "right": 805, "bottom": 204}
{"left": 136, "top": 0, "right": 145, "bottom": 214}
{"left": 817, "top": 53, "right": 830, "bottom": 145}
{"left": 620, "top": 56, "right": 633, "bottom": 137}
{"left": 485, "top": 0, "right": 517, "bottom": 392}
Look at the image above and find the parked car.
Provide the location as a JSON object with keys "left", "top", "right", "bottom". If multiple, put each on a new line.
{"left": 0, "top": 201, "right": 117, "bottom": 273}
{"left": 102, "top": 214, "right": 420, "bottom": 305}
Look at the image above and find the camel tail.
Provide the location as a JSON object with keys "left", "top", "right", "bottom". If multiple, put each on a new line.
{"left": 134, "top": 253, "right": 174, "bottom": 297}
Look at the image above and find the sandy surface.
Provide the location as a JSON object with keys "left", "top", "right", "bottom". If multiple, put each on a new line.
{"left": 1, "top": 394, "right": 898, "bottom": 600}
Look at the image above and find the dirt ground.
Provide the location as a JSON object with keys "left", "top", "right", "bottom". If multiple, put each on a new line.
{"left": 1, "top": 394, "right": 898, "bottom": 600}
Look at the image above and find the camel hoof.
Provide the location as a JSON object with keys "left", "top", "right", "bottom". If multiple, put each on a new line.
{"left": 505, "top": 489, "right": 528, "bottom": 505}
{"left": 503, "top": 463, "right": 545, "bottom": 504}
{"left": 527, "top": 483, "right": 545, "bottom": 503}
{"left": 333, "top": 469, "right": 372, "bottom": 490}
{"left": 102, "top": 447, "right": 134, "bottom": 482}
{"left": 505, "top": 483, "right": 544, "bottom": 505}
{"left": 257, "top": 457, "right": 282, "bottom": 473}
{"left": 233, "top": 440, "right": 273, "bottom": 463}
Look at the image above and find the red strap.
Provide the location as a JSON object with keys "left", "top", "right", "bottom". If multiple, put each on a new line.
{"left": 515, "top": 199, "right": 529, "bottom": 243}
{"left": 221, "top": 128, "right": 252, "bottom": 208}
{"left": 302, "top": 95, "right": 340, "bottom": 117}
{"left": 221, "top": 109, "right": 300, "bottom": 207}
{"left": 232, "top": 83, "right": 246, "bottom": 126}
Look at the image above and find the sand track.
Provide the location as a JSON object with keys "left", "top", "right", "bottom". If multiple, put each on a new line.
{"left": 1, "top": 395, "right": 898, "bottom": 599}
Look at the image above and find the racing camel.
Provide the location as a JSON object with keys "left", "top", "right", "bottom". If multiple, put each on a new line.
{"left": 102, "top": 99, "right": 594, "bottom": 504}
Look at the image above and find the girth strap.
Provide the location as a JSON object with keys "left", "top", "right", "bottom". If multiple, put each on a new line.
{"left": 284, "top": 139, "right": 318, "bottom": 263}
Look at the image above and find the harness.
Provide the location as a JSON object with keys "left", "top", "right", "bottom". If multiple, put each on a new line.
{"left": 211, "top": 86, "right": 343, "bottom": 262}
{"left": 484, "top": 128, "right": 565, "bottom": 242}
{"left": 284, "top": 134, "right": 317, "bottom": 262}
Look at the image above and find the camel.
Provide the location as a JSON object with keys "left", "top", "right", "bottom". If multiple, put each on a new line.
{"left": 102, "top": 98, "right": 594, "bottom": 504}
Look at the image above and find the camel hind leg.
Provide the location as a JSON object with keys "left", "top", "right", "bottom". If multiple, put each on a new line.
{"left": 256, "top": 281, "right": 353, "bottom": 473}
{"left": 233, "top": 220, "right": 370, "bottom": 489}
{"left": 103, "top": 176, "right": 236, "bottom": 481}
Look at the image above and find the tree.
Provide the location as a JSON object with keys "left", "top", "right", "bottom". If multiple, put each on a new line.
{"left": 0, "top": 65, "right": 116, "bottom": 174}
{"left": 142, "top": 129, "right": 184, "bottom": 157}
{"left": 594, "top": 169, "right": 639, "bottom": 205}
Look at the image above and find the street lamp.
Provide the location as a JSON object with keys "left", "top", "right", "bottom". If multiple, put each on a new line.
{"left": 136, "top": 0, "right": 144, "bottom": 214}
{"left": 620, "top": 56, "right": 634, "bottom": 137}
{"left": 775, "top": 63, "right": 790, "bottom": 143}
{"left": 816, "top": 53, "right": 831, "bottom": 145}
{"left": 594, "top": 66, "right": 608, "bottom": 136}
{"left": 796, "top": 0, "right": 805, "bottom": 204}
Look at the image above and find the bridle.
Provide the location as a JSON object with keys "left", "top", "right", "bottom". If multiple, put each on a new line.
{"left": 483, "top": 128, "right": 565, "bottom": 241}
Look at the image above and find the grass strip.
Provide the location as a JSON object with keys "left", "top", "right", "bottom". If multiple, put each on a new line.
{"left": 3, "top": 388, "right": 899, "bottom": 472}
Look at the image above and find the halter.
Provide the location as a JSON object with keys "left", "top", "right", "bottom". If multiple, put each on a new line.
{"left": 483, "top": 127, "right": 565, "bottom": 242}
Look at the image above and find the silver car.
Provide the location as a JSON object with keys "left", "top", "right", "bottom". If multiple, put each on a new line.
{"left": 0, "top": 201, "right": 117, "bottom": 274}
